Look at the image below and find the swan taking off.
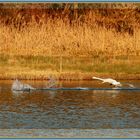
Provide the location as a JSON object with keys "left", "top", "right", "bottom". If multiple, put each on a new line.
{"left": 92, "top": 76, "right": 122, "bottom": 87}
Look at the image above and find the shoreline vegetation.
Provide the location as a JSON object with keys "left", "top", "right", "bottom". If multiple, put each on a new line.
{"left": 0, "top": 3, "right": 140, "bottom": 80}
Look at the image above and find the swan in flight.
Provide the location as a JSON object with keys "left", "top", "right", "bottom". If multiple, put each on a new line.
{"left": 92, "top": 76, "right": 122, "bottom": 87}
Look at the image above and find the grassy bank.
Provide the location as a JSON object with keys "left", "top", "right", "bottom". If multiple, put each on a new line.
{"left": 0, "top": 4, "right": 140, "bottom": 80}
{"left": 0, "top": 55, "right": 140, "bottom": 80}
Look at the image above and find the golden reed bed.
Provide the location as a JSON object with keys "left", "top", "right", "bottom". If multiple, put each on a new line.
{"left": 0, "top": 3, "right": 140, "bottom": 80}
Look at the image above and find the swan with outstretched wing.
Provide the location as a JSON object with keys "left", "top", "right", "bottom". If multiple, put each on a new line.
{"left": 92, "top": 76, "right": 135, "bottom": 88}
{"left": 92, "top": 76, "right": 122, "bottom": 87}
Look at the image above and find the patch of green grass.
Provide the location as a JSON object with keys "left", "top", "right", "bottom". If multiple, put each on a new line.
{"left": 0, "top": 55, "right": 140, "bottom": 79}
{"left": 0, "top": 54, "right": 9, "bottom": 65}
{"left": 13, "top": 55, "right": 60, "bottom": 70}
{"left": 115, "top": 55, "right": 129, "bottom": 60}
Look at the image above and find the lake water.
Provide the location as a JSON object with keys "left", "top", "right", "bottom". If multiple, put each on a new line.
{"left": 0, "top": 80, "right": 140, "bottom": 129}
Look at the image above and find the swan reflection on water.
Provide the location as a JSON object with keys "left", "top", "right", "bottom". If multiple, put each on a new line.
{"left": 92, "top": 88, "right": 120, "bottom": 98}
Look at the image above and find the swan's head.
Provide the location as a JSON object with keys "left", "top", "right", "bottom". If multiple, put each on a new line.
{"left": 92, "top": 77, "right": 97, "bottom": 79}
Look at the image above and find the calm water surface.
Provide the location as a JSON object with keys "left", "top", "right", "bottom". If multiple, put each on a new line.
{"left": 0, "top": 80, "right": 140, "bottom": 129}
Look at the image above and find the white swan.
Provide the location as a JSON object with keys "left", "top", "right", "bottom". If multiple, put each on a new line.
{"left": 92, "top": 76, "right": 122, "bottom": 87}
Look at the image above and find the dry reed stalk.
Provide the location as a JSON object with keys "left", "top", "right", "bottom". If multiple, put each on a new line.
{"left": 0, "top": 18, "right": 139, "bottom": 57}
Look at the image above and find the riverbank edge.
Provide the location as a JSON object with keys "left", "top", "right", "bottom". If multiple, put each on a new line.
{"left": 0, "top": 73, "right": 140, "bottom": 80}
{"left": 0, "top": 129, "right": 140, "bottom": 138}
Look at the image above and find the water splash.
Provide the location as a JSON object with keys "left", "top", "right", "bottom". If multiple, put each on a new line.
{"left": 122, "top": 82, "right": 135, "bottom": 88}
{"left": 12, "top": 79, "right": 35, "bottom": 91}
{"left": 46, "top": 75, "right": 58, "bottom": 88}
{"left": 11, "top": 79, "right": 139, "bottom": 92}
